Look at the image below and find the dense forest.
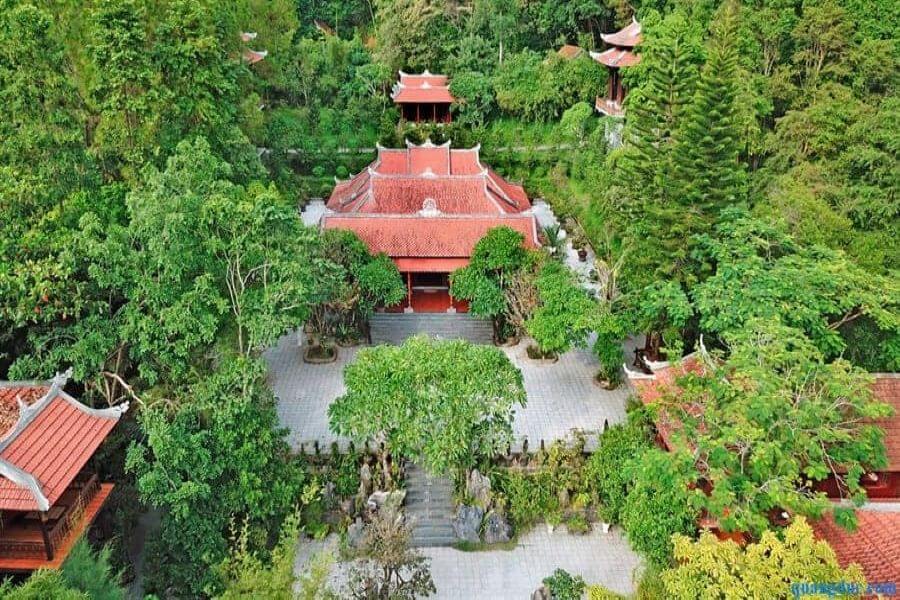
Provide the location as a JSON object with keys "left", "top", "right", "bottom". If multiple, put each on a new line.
{"left": 0, "top": 0, "right": 897, "bottom": 596}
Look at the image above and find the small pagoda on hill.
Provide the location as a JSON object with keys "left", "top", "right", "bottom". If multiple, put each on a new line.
{"left": 391, "top": 71, "right": 454, "bottom": 123}
{"left": 0, "top": 371, "right": 127, "bottom": 572}
{"left": 590, "top": 18, "right": 642, "bottom": 117}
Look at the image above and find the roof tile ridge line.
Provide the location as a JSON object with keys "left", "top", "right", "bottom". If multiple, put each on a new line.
{"left": 323, "top": 212, "right": 535, "bottom": 219}
{"left": 872, "top": 373, "right": 900, "bottom": 378}
{"left": 57, "top": 390, "right": 129, "bottom": 420}
{"left": 485, "top": 170, "right": 519, "bottom": 208}
{"left": 480, "top": 171, "right": 507, "bottom": 214}
{"left": 0, "top": 458, "right": 50, "bottom": 511}
{"left": 0, "top": 369, "right": 71, "bottom": 451}
{"left": 0, "top": 380, "right": 50, "bottom": 388}
{"left": 529, "top": 212, "right": 541, "bottom": 247}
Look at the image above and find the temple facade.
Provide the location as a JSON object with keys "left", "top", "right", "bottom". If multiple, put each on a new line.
{"left": 391, "top": 71, "right": 454, "bottom": 123}
{"left": 591, "top": 18, "right": 642, "bottom": 117}
{"left": 315, "top": 139, "right": 538, "bottom": 312}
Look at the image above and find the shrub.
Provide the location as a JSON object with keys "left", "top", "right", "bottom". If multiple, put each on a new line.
{"left": 620, "top": 449, "right": 699, "bottom": 566}
{"left": 543, "top": 569, "right": 586, "bottom": 600}
{"left": 587, "top": 585, "right": 627, "bottom": 600}
{"left": 493, "top": 470, "right": 558, "bottom": 531}
{"left": 585, "top": 407, "right": 654, "bottom": 524}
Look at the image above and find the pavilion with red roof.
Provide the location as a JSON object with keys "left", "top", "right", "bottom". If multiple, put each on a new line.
{"left": 319, "top": 139, "right": 538, "bottom": 312}
{"left": 590, "top": 18, "right": 641, "bottom": 117}
{"left": 0, "top": 370, "right": 127, "bottom": 572}
{"left": 391, "top": 71, "right": 455, "bottom": 123}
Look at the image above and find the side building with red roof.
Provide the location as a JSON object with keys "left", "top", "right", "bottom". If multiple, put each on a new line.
{"left": 0, "top": 370, "right": 127, "bottom": 572}
{"left": 627, "top": 361, "right": 900, "bottom": 580}
{"left": 590, "top": 18, "right": 641, "bottom": 117}
{"left": 391, "top": 71, "right": 455, "bottom": 123}
{"left": 315, "top": 139, "right": 539, "bottom": 312}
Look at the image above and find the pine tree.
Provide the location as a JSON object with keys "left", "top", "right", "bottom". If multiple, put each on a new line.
{"left": 674, "top": 1, "right": 746, "bottom": 218}
{"left": 614, "top": 10, "right": 703, "bottom": 289}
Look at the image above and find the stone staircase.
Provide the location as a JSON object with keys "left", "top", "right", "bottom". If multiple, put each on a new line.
{"left": 404, "top": 463, "right": 457, "bottom": 547}
{"left": 370, "top": 313, "right": 493, "bottom": 345}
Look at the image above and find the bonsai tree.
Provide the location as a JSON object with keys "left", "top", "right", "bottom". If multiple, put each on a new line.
{"left": 328, "top": 336, "right": 526, "bottom": 480}
{"left": 525, "top": 262, "right": 597, "bottom": 359}
{"left": 343, "top": 506, "right": 436, "bottom": 599}
{"left": 450, "top": 226, "right": 535, "bottom": 342}
{"left": 307, "top": 229, "right": 405, "bottom": 354}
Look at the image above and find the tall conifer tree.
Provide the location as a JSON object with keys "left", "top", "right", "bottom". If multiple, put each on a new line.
{"left": 675, "top": 1, "right": 746, "bottom": 218}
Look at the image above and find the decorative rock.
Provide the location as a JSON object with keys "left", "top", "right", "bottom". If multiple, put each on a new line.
{"left": 366, "top": 489, "right": 405, "bottom": 512}
{"left": 452, "top": 504, "right": 484, "bottom": 543}
{"left": 483, "top": 510, "right": 512, "bottom": 544}
{"left": 557, "top": 487, "right": 570, "bottom": 509}
{"left": 531, "top": 585, "right": 551, "bottom": 600}
{"left": 466, "top": 469, "right": 492, "bottom": 508}
{"left": 347, "top": 517, "right": 365, "bottom": 548}
{"left": 358, "top": 462, "right": 372, "bottom": 499}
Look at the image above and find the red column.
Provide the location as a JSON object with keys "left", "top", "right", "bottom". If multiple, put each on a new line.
{"left": 406, "top": 272, "right": 413, "bottom": 311}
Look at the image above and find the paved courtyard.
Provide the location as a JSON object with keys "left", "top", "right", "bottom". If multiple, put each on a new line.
{"left": 294, "top": 527, "right": 642, "bottom": 599}
{"left": 264, "top": 331, "right": 632, "bottom": 452}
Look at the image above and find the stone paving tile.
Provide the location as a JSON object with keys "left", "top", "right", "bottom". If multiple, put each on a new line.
{"left": 264, "top": 332, "right": 633, "bottom": 453}
{"left": 293, "top": 527, "right": 643, "bottom": 599}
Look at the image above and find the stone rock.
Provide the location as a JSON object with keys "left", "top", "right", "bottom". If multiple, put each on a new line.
{"left": 347, "top": 517, "right": 365, "bottom": 548}
{"left": 531, "top": 585, "right": 551, "bottom": 600}
{"left": 322, "top": 481, "right": 336, "bottom": 507}
{"left": 557, "top": 487, "right": 570, "bottom": 509}
{"left": 452, "top": 504, "right": 484, "bottom": 543}
{"left": 466, "top": 469, "right": 492, "bottom": 508}
{"left": 483, "top": 510, "right": 512, "bottom": 544}
{"left": 366, "top": 489, "right": 405, "bottom": 512}
{"left": 358, "top": 462, "right": 372, "bottom": 499}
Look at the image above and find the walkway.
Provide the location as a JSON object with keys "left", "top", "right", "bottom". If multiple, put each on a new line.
{"left": 293, "top": 527, "right": 642, "bottom": 599}
{"left": 405, "top": 463, "right": 457, "bottom": 547}
{"left": 264, "top": 332, "right": 631, "bottom": 452}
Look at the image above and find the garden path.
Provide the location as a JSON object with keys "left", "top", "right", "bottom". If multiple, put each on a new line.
{"left": 293, "top": 526, "right": 642, "bottom": 599}
{"left": 264, "top": 333, "right": 633, "bottom": 453}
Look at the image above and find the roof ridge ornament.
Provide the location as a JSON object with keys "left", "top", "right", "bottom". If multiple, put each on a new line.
{"left": 419, "top": 198, "right": 440, "bottom": 216}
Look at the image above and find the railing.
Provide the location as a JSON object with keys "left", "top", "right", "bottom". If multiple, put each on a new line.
{"left": 48, "top": 473, "right": 100, "bottom": 551}
{"left": 0, "top": 473, "right": 101, "bottom": 560}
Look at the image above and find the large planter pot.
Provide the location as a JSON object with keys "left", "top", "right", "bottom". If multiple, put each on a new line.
{"left": 494, "top": 335, "right": 520, "bottom": 348}
{"left": 593, "top": 374, "right": 619, "bottom": 390}
{"left": 525, "top": 344, "right": 558, "bottom": 364}
{"left": 303, "top": 345, "right": 338, "bottom": 364}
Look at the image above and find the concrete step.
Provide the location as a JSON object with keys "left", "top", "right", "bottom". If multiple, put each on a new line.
{"left": 403, "top": 461, "right": 458, "bottom": 548}
{"left": 370, "top": 313, "right": 493, "bottom": 345}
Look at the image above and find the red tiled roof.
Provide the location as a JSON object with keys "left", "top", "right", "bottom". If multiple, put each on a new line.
{"left": 629, "top": 354, "right": 706, "bottom": 450}
{"left": 242, "top": 49, "right": 267, "bottom": 64}
{"left": 392, "top": 71, "right": 454, "bottom": 104}
{"left": 0, "top": 377, "right": 127, "bottom": 512}
{"left": 601, "top": 19, "right": 642, "bottom": 47}
{"left": 394, "top": 258, "right": 470, "bottom": 272}
{"left": 872, "top": 375, "right": 900, "bottom": 472}
{"left": 557, "top": 45, "right": 584, "bottom": 59}
{"left": 321, "top": 215, "right": 538, "bottom": 259}
{"left": 595, "top": 97, "right": 625, "bottom": 117}
{"left": 812, "top": 510, "right": 900, "bottom": 581}
{"left": 327, "top": 142, "right": 531, "bottom": 216}
{"left": 591, "top": 47, "right": 640, "bottom": 68}
{"left": 0, "top": 385, "right": 47, "bottom": 438}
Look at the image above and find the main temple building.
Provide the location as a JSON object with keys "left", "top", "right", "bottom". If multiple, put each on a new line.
{"left": 311, "top": 139, "right": 539, "bottom": 312}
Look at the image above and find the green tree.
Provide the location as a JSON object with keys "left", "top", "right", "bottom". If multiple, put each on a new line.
{"left": 126, "top": 357, "right": 305, "bottom": 597}
{"left": 673, "top": 0, "right": 747, "bottom": 217}
{"left": 620, "top": 448, "right": 699, "bottom": 566}
{"left": 329, "top": 336, "right": 526, "bottom": 477}
{"left": 450, "top": 226, "right": 532, "bottom": 340}
{"left": 525, "top": 262, "right": 597, "bottom": 357}
{"left": 661, "top": 518, "right": 865, "bottom": 599}
{"left": 660, "top": 319, "right": 892, "bottom": 536}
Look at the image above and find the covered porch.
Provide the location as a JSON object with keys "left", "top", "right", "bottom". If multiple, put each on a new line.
{"left": 399, "top": 102, "right": 452, "bottom": 123}
{"left": 0, "top": 471, "right": 113, "bottom": 572}
{"left": 387, "top": 272, "right": 469, "bottom": 313}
